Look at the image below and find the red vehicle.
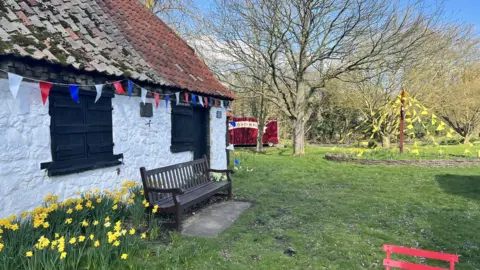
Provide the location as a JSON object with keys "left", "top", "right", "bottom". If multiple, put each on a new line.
{"left": 228, "top": 117, "right": 279, "bottom": 146}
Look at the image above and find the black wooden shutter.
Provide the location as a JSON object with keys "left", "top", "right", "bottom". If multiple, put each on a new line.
{"left": 50, "top": 91, "right": 87, "bottom": 162}
{"left": 41, "top": 88, "right": 122, "bottom": 176}
{"left": 85, "top": 96, "right": 114, "bottom": 161}
{"left": 171, "top": 105, "right": 194, "bottom": 152}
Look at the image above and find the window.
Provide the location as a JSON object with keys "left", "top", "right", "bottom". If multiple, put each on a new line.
{"left": 41, "top": 87, "right": 123, "bottom": 176}
{"left": 171, "top": 104, "right": 194, "bottom": 153}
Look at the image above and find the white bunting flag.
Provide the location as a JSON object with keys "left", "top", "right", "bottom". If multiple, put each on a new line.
{"left": 198, "top": 95, "right": 204, "bottom": 106}
{"left": 94, "top": 84, "right": 103, "bottom": 103}
{"left": 226, "top": 144, "right": 234, "bottom": 151}
{"left": 175, "top": 92, "right": 180, "bottom": 105}
{"left": 8, "top": 73, "right": 23, "bottom": 99}
{"left": 141, "top": 88, "right": 147, "bottom": 104}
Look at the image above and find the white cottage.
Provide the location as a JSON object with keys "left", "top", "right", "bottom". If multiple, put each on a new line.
{"left": 0, "top": 0, "right": 233, "bottom": 218}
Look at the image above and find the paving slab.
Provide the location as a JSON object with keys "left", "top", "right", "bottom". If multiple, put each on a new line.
{"left": 181, "top": 201, "right": 251, "bottom": 237}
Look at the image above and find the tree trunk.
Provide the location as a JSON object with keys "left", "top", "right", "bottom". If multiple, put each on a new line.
{"left": 292, "top": 118, "right": 305, "bottom": 156}
{"left": 256, "top": 123, "right": 265, "bottom": 152}
{"left": 381, "top": 135, "right": 391, "bottom": 148}
{"left": 463, "top": 135, "right": 471, "bottom": 145}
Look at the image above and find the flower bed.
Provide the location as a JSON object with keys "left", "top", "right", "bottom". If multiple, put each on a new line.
{"left": 0, "top": 181, "right": 159, "bottom": 270}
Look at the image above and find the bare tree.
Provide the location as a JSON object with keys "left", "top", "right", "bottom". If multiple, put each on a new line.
{"left": 206, "top": 0, "right": 452, "bottom": 155}
{"left": 143, "top": 0, "right": 199, "bottom": 36}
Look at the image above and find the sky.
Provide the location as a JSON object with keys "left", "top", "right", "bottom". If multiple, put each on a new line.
{"left": 194, "top": 0, "right": 480, "bottom": 30}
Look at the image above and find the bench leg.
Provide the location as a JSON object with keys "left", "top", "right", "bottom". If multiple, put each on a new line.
{"left": 175, "top": 207, "right": 182, "bottom": 231}
{"left": 228, "top": 183, "right": 233, "bottom": 200}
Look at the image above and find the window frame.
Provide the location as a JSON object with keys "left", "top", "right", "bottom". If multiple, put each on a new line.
{"left": 40, "top": 87, "right": 123, "bottom": 176}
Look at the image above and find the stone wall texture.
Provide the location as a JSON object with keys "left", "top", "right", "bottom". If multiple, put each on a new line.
{"left": 0, "top": 79, "right": 228, "bottom": 218}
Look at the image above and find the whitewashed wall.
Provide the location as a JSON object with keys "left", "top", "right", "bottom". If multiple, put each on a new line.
{"left": 0, "top": 79, "right": 228, "bottom": 218}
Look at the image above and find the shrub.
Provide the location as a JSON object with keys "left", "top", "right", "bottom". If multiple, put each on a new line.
{"left": 0, "top": 181, "right": 158, "bottom": 270}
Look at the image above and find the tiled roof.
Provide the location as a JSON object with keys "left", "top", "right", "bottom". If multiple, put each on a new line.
{"left": 0, "top": 0, "right": 165, "bottom": 83}
{"left": 99, "top": 0, "right": 233, "bottom": 98}
{"left": 0, "top": 0, "right": 233, "bottom": 98}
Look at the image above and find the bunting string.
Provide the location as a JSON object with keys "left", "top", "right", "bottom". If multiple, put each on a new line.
{"left": 0, "top": 69, "right": 232, "bottom": 110}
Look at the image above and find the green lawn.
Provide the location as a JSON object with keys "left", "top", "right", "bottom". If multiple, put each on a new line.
{"left": 134, "top": 146, "right": 480, "bottom": 269}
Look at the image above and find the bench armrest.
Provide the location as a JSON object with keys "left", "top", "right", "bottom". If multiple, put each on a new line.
{"left": 208, "top": 169, "right": 234, "bottom": 174}
{"left": 147, "top": 187, "right": 184, "bottom": 195}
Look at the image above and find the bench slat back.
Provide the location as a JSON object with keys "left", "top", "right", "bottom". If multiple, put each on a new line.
{"left": 140, "top": 156, "right": 211, "bottom": 202}
{"left": 383, "top": 245, "right": 459, "bottom": 270}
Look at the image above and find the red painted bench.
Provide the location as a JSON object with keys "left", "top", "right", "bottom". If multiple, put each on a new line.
{"left": 383, "top": 244, "right": 459, "bottom": 270}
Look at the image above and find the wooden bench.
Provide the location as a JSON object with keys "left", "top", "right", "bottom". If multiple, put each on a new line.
{"left": 140, "top": 156, "right": 233, "bottom": 230}
{"left": 383, "top": 244, "right": 459, "bottom": 270}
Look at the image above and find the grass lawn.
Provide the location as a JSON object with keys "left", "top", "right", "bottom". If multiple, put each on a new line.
{"left": 134, "top": 146, "right": 480, "bottom": 269}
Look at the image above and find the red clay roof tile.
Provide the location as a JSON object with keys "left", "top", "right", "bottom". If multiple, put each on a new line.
{"left": 98, "top": 0, "right": 233, "bottom": 98}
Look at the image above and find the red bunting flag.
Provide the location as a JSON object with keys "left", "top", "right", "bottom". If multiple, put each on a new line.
{"left": 113, "top": 81, "right": 126, "bottom": 94}
{"left": 203, "top": 96, "right": 208, "bottom": 108}
{"left": 39, "top": 81, "right": 53, "bottom": 105}
{"left": 184, "top": 92, "right": 189, "bottom": 104}
{"left": 154, "top": 92, "right": 160, "bottom": 108}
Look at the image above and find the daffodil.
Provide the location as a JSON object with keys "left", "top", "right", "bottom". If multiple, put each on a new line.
{"left": 81, "top": 220, "right": 89, "bottom": 227}
{"left": 104, "top": 222, "right": 111, "bottom": 228}
{"left": 43, "top": 222, "right": 50, "bottom": 228}
{"left": 75, "top": 204, "right": 83, "bottom": 211}
{"left": 89, "top": 234, "right": 94, "bottom": 240}
{"left": 113, "top": 240, "right": 120, "bottom": 246}
{"left": 66, "top": 208, "right": 73, "bottom": 214}
{"left": 55, "top": 233, "right": 60, "bottom": 238}
{"left": 96, "top": 198, "right": 102, "bottom": 203}
{"left": 93, "top": 220, "right": 99, "bottom": 226}
{"left": 141, "top": 233, "right": 147, "bottom": 239}
{"left": 94, "top": 240, "right": 100, "bottom": 247}
{"left": 129, "top": 229, "right": 135, "bottom": 235}
{"left": 69, "top": 237, "right": 76, "bottom": 245}
{"left": 105, "top": 217, "right": 110, "bottom": 222}
{"left": 121, "top": 253, "right": 128, "bottom": 260}
{"left": 112, "top": 204, "right": 118, "bottom": 210}
{"left": 79, "top": 235, "right": 86, "bottom": 242}
{"left": 0, "top": 243, "right": 4, "bottom": 253}
{"left": 60, "top": 252, "right": 67, "bottom": 259}
{"left": 26, "top": 251, "right": 33, "bottom": 257}
{"left": 65, "top": 218, "right": 72, "bottom": 225}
